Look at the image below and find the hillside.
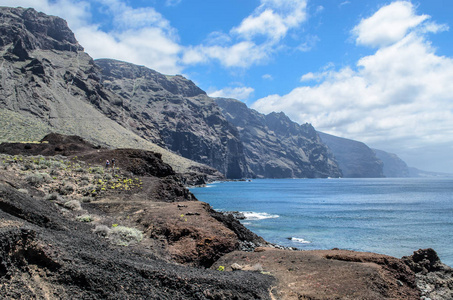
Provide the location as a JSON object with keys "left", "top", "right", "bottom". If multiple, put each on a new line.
{"left": 0, "top": 6, "right": 220, "bottom": 179}
{"left": 215, "top": 98, "right": 341, "bottom": 178}
{"left": 95, "top": 59, "right": 248, "bottom": 179}
{"left": 373, "top": 148, "right": 410, "bottom": 178}
{"left": 318, "top": 132, "right": 384, "bottom": 178}
{"left": 0, "top": 6, "right": 348, "bottom": 180}
{"left": 0, "top": 134, "right": 273, "bottom": 298}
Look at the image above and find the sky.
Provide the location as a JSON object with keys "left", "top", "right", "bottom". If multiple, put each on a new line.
{"left": 2, "top": 0, "right": 453, "bottom": 173}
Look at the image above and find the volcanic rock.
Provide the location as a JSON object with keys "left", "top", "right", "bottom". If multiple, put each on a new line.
{"left": 373, "top": 148, "right": 410, "bottom": 177}
{"left": 215, "top": 98, "right": 342, "bottom": 178}
{"left": 96, "top": 59, "right": 248, "bottom": 179}
{"left": 318, "top": 131, "right": 384, "bottom": 178}
{"left": 0, "top": 7, "right": 220, "bottom": 179}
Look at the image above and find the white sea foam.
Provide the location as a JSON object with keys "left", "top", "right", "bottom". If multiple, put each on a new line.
{"left": 290, "top": 237, "right": 311, "bottom": 244}
{"left": 242, "top": 211, "right": 279, "bottom": 220}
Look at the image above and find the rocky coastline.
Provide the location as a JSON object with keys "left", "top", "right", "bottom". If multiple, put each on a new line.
{"left": 0, "top": 133, "right": 452, "bottom": 299}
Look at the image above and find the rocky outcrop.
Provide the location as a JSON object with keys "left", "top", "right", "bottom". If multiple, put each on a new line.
{"left": 318, "top": 132, "right": 384, "bottom": 178}
{"left": 0, "top": 7, "right": 83, "bottom": 59}
{"left": 215, "top": 98, "right": 342, "bottom": 178}
{"left": 0, "top": 172, "right": 273, "bottom": 299}
{"left": 96, "top": 59, "right": 248, "bottom": 179}
{"left": 373, "top": 148, "right": 410, "bottom": 177}
{"left": 403, "top": 248, "right": 453, "bottom": 300}
{"left": 0, "top": 7, "right": 221, "bottom": 178}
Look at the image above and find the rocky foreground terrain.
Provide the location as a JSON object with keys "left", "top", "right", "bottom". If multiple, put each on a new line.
{"left": 1, "top": 134, "right": 452, "bottom": 299}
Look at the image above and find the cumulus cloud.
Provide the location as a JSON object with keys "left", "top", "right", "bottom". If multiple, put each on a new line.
{"left": 252, "top": 1, "right": 453, "bottom": 171}
{"left": 182, "top": 42, "right": 271, "bottom": 68}
{"left": 10, "top": 0, "right": 310, "bottom": 73}
{"left": 352, "top": 1, "right": 428, "bottom": 48}
{"left": 183, "top": 0, "right": 308, "bottom": 68}
{"left": 209, "top": 86, "right": 255, "bottom": 101}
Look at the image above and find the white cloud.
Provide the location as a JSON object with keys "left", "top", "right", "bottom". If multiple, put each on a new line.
{"left": 184, "top": 0, "right": 308, "bottom": 68}
{"left": 300, "top": 72, "right": 316, "bottom": 81}
{"left": 182, "top": 41, "right": 272, "bottom": 68}
{"left": 4, "top": 0, "right": 309, "bottom": 72}
{"left": 252, "top": 1, "right": 453, "bottom": 171}
{"left": 352, "top": 1, "right": 428, "bottom": 48}
{"left": 232, "top": 9, "right": 288, "bottom": 41}
{"left": 97, "top": 0, "right": 174, "bottom": 33}
{"left": 262, "top": 74, "right": 273, "bottom": 80}
{"left": 232, "top": 0, "right": 307, "bottom": 41}
{"left": 209, "top": 86, "right": 255, "bottom": 101}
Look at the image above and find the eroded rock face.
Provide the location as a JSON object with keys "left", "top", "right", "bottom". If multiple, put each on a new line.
{"left": 215, "top": 98, "right": 342, "bottom": 178}
{"left": 318, "top": 132, "right": 384, "bottom": 178}
{"left": 373, "top": 148, "right": 410, "bottom": 178}
{"left": 0, "top": 7, "right": 83, "bottom": 58}
{"left": 96, "top": 59, "right": 249, "bottom": 179}
{"left": 402, "top": 249, "right": 453, "bottom": 300}
{"left": 0, "top": 8, "right": 121, "bottom": 129}
{"left": 0, "top": 7, "right": 221, "bottom": 178}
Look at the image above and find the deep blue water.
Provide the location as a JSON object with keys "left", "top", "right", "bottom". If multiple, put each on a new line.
{"left": 190, "top": 178, "right": 453, "bottom": 267}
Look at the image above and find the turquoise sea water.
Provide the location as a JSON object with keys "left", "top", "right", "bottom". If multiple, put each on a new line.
{"left": 190, "top": 178, "right": 453, "bottom": 267}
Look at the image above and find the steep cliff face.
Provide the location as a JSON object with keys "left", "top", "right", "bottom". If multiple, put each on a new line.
{"left": 96, "top": 59, "right": 248, "bottom": 179}
{"left": 0, "top": 7, "right": 221, "bottom": 177}
{"left": 373, "top": 149, "right": 410, "bottom": 178}
{"left": 215, "top": 98, "right": 342, "bottom": 178}
{"left": 318, "top": 132, "right": 384, "bottom": 178}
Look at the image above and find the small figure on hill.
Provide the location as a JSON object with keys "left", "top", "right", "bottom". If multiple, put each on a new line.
{"left": 105, "top": 160, "right": 110, "bottom": 168}
{"left": 111, "top": 158, "right": 116, "bottom": 174}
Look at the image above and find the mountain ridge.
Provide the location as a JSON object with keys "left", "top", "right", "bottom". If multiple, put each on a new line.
{"left": 0, "top": 6, "right": 221, "bottom": 179}
{"left": 215, "top": 97, "right": 342, "bottom": 178}
{"left": 0, "top": 6, "right": 418, "bottom": 180}
{"left": 95, "top": 58, "right": 249, "bottom": 179}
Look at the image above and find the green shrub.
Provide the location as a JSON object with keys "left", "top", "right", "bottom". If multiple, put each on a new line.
{"left": 63, "top": 200, "right": 81, "bottom": 211}
{"left": 80, "top": 197, "right": 91, "bottom": 203}
{"left": 49, "top": 168, "right": 60, "bottom": 176}
{"left": 58, "top": 184, "right": 75, "bottom": 195}
{"left": 74, "top": 167, "right": 86, "bottom": 173}
{"left": 93, "top": 225, "right": 110, "bottom": 237}
{"left": 22, "top": 163, "right": 36, "bottom": 171}
{"left": 53, "top": 162, "right": 65, "bottom": 169}
{"left": 89, "top": 166, "right": 104, "bottom": 175}
{"left": 45, "top": 192, "right": 59, "bottom": 201}
{"left": 26, "top": 173, "right": 51, "bottom": 186}
{"left": 77, "top": 214, "right": 93, "bottom": 222}
{"left": 107, "top": 226, "right": 143, "bottom": 246}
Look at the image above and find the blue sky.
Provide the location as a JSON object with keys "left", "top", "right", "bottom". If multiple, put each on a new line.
{"left": 2, "top": 0, "right": 453, "bottom": 173}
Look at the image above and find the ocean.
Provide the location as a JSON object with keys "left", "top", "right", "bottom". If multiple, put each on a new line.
{"left": 190, "top": 178, "right": 453, "bottom": 267}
